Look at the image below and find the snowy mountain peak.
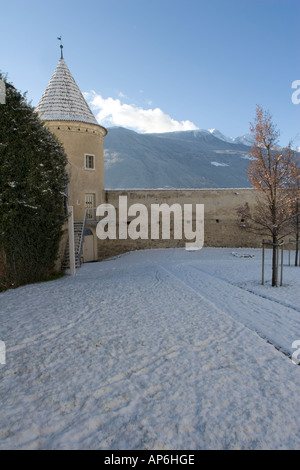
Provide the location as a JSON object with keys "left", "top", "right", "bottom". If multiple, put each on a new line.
{"left": 208, "top": 129, "right": 255, "bottom": 146}
{"left": 208, "top": 129, "right": 234, "bottom": 143}
{"left": 232, "top": 134, "right": 255, "bottom": 146}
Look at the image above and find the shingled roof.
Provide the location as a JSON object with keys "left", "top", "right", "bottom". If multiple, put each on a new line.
{"left": 36, "top": 58, "right": 98, "bottom": 125}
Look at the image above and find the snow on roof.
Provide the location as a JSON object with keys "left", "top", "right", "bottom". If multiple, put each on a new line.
{"left": 36, "top": 58, "right": 98, "bottom": 125}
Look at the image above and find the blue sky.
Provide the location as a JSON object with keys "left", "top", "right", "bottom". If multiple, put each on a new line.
{"left": 1, "top": 0, "right": 300, "bottom": 145}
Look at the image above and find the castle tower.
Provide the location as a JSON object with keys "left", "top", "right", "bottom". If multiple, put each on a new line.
{"left": 36, "top": 54, "right": 107, "bottom": 223}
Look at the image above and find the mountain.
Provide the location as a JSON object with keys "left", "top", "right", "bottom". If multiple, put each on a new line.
{"left": 208, "top": 129, "right": 234, "bottom": 143}
{"left": 208, "top": 129, "right": 255, "bottom": 147}
{"left": 232, "top": 134, "right": 255, "bottom": 146}
{"left": 103, "top": 127, "right": 255, "bottom": 189}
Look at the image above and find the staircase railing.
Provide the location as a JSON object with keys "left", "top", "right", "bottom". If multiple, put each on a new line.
{"left": 77, "top": 208, "right": 88, "bottom": 266}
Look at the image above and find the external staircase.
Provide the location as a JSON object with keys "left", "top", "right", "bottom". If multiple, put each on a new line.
{"left": 62, "top": 216, "right": 87, "bottom": 270}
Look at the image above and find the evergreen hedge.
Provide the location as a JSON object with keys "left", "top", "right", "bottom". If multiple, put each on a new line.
{"left": 0, "top": 76, "right": 68, "bottom": 290}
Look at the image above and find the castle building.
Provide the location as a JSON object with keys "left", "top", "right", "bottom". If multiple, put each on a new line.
{"left": 36, "top": 52, "right": 107, "bottom": 264}
{"left": 37, "top": 50, "right": 260, "bottom": 267}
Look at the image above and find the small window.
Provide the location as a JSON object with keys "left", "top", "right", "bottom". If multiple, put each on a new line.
{"left": 85, "top": 154, "right": 95, "bottom": 170}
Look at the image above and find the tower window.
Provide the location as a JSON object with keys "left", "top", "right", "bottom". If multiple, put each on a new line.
{"left": 85, "top": 154, "right": 95, "bottom": 170}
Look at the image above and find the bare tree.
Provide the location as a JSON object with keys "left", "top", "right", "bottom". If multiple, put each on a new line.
{"left": 238, "top": 105, "right": 299, "bottom": 286}
{"left": 289, "top": 165, "right": 300, "bottom": 266}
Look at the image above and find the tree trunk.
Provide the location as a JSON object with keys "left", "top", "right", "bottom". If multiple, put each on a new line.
{"left": 272, "top": 236, "right": 278, "bottom": 287}
{"left": 295, "top": 232, "right": 299, "bottom": 267}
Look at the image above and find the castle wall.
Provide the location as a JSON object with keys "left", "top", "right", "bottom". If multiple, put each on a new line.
{"left": 96, "top": 188, "right": 260, "bottom": 260}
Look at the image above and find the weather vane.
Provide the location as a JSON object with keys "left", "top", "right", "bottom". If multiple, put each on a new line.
{"left": 57, "top": 36, "right": 63, "bottom": 59}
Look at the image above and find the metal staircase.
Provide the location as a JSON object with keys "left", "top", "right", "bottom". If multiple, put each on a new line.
{"left": 62, "top": 210, "right": 87, "bottom": 270}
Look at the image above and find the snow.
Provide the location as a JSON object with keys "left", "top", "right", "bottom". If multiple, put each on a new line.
{"left": 211, "top": 161, "right": 229, "bottom": 167}
{"left": 241, "top": 154, "right": 256, "bottom": 161}
{"left": 1, "top": 247, "right": 300, "bottom": 450}
{"left": 208, "top": 129, "right": 255, "bottom": 147}
{"left": 36, "top": 59, "right": 98, "bottom": 126}
{"left": 232, "top": 134, "right": 255, "bottom": 146}
{"left": 208, "top": 129, "right": 234, "bottom": 143}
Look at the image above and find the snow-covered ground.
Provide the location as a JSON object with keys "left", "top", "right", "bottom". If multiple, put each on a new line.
{"left": 0, "top": 247, "right": 300, "bottom": 450}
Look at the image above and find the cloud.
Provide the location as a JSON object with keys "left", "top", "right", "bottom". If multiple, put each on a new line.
{"left": 84, "top": 91, "right": 198, "bottom": 134}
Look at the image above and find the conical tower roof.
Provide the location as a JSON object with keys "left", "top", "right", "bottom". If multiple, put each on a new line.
{"left": 36, "top": 58, "right": 98, "bottom": 125}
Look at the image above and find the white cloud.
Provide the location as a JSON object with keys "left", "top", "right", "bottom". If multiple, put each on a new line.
{"left": 84, "top": 91, "right": 198, "bottom": 134}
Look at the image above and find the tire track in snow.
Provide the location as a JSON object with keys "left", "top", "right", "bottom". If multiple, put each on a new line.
{"left": 159, "top": 263, "right": 300, "bottom": 361}
{"left": 191, "top": 263, "right": 300, "bottom": 314}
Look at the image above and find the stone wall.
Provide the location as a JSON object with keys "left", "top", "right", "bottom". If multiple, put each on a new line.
{"left": 96, "top": 188, "right": 260, "bottom": 260}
